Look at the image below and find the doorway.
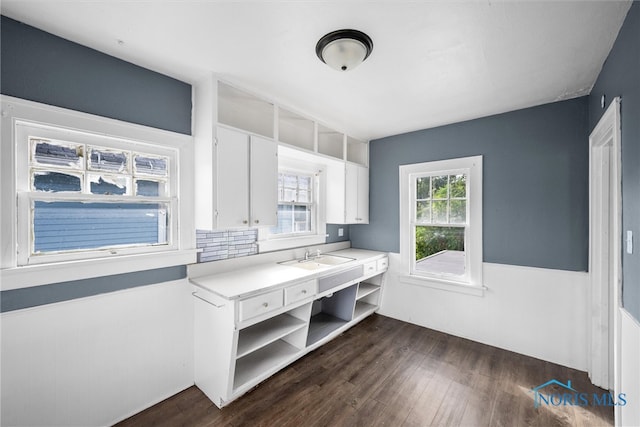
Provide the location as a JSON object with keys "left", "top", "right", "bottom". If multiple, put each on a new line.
{"left": 588, "top": 96, "right": 621, "bottom": 395}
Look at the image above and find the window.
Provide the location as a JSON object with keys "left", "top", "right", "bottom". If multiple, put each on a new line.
{"left": 415, "top": 174, "right": 467, "bottom": 276}
{"left": 271, "top": 172, "right": 315, "bottom": 236}
{"left": 399, "top": 156, "right": 483, "bottom": 295}
{"left": 16, "top": 122, "right": 178, "bottom": 266}
{"left": 256, "top": 146, "right": 328, "bottom": 252}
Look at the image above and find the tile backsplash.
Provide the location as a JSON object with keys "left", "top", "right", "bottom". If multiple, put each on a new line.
{"left": 196, "top": 229, "right": 258, "bottom": 263}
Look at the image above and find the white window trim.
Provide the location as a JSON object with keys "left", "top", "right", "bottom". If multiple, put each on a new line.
{"left": 399, "top": 155, "right": 484, "bottom": 296}
{"left": 17, "top": 192, "right": 178, "bottom": 266}
{"left": 270, "top": 170, "right": 316, "bottom": 238}
{"left": 0, "top": 95, "right": 197, "bottom": 290}
{"left": 258, "top": 151, "right": 327, "bottom": 252}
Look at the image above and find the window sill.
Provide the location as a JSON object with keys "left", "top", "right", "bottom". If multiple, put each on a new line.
{"left": 258, "top": 234, "right": 326, "bottom": 253}
{"left": 399, "top": 274, "right": 485, "bottom": 297}
{"left": 1, "top": 249, "right": 198, "bottom": 291}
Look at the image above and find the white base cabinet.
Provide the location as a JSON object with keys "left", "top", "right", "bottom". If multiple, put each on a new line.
{"left": 193, "top": 256, "right": 387, "bottom": 408}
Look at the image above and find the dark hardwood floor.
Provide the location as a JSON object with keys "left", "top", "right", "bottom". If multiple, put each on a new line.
{"left": 116, "top": 314, "right": 613, "bottom": 427}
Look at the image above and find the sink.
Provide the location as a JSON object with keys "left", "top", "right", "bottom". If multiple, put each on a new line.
{"left": 311, "top": 255, "right": 354, "bottom": 265}
{"left": 278, "top": 254, "right": 355, "bottom": 270}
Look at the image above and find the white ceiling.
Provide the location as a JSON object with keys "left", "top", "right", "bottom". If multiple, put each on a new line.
{"left": 1, "top": 1, "right": 632, "bottom": 141}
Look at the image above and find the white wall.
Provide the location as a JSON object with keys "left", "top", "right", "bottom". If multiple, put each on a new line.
{"left": 380, "top": 253, "right": 588, "bottom": 370}
{"left": 1, "top": 279, "right": 194, "bottom": 426}
{"left": 619, "top": 308, "right": 640, "bottom": 427}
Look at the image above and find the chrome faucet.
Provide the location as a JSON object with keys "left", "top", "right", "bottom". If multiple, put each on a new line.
{"left": 304, "top": 249, "right": 322, "bottom": 261}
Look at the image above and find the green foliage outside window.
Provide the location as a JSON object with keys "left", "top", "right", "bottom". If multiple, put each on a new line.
{"left": 415, "top": 174, "right": 467, "bottom": 260}
{"left": 415, "top": 226, "right": 465, "bottom": 261}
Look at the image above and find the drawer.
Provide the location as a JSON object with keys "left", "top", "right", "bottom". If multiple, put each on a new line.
{"left": 376, "top": 257, "right": 388, "bottom": 272}
{"left": 363, "top": 261, "right": 377, "bottom": 276}
{"left": 238, "top": 290, "right": 283, "bottom": 322}
{"left": 284, "top": 280, "right": 316, "bottom": 305}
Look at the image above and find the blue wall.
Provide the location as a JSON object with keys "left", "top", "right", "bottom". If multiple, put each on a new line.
{"left": 589, "top": 2, "right": 640, "bottom": 322}
{"left": 1, "top": 267, "right": 187, "bottom": 312}
{"left": 0, "top": 16, "right": 191, "bottom": 312}
{"left": 0, "top": 16, "right": 192, "bottom": 135}
{"left": 350, "top": 97, "right": 590, "bottom": 272}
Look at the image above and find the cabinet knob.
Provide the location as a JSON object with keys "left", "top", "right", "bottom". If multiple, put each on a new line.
{"left": 255, "top": 219, "right": 260, "bottom": 224}
{"left": 243, "top": 220, "right": 248, "bottom": 224}
{"left": 302, "top": 290, "right": 307, "bottom": 294}
{"left": 262, "top": 302, "right": 268, "bottom": 308}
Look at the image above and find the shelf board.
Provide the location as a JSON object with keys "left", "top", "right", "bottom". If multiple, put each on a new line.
{"left": 357, "top": 283, "right": 380, "bottom": 300}
{"left": 354, "top": 301, "right": 377, "bottom": 320}
{"left": 306, "top": 312, "right": 349, "bottom": 346}
{"left": 233, "top": 340, "right": 299, "bottom": 391}
{"left": 236, "top": 314, "right": 307, "bottom": 359}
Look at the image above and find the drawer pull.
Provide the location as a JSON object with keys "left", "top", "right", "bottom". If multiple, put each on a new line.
{"left": 302, "top": 290, "right": 307, "bottom": 294}
{"left": 262, "top": 302, "right": 268, "bottom": 308}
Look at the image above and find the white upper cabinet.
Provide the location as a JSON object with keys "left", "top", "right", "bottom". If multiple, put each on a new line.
{"left": 326, "top": 161, "right": 369, "bottom": 225}
{"left": 215, "top": 126, "right": 249, "bottom": 228}
{"left": 249, "top": 135, "right": 278, "bottom": 227}
{"left": 194, "top": 74, "right": 368, "bottom": 230}
{"left": 216, "top": 126, "right": 277, "bottom": 229}
{"left": 346, "top": 163, "right": 369, "bottom": 224}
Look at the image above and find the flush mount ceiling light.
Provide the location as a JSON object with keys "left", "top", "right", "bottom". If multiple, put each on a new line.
{"left": 315, "top": 29, "right": 373, "bottom": 72}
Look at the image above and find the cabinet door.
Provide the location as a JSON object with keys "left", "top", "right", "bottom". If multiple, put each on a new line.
{"left": 356, "top": 165, "right": 369, "bottom": 223}
{"left": 345, "top": 163, "right": 359, "bottom": 223}
{"left": 325, "top": 160, "right": 346, "bottom": 224}
{"left": 216, "top": 127, "right": 249, "bottom": 228}
{"left": 345, "top": 164, "right": 369, "bottom": 224}
{"left": 250, "top": 135, "right": 278, "bottom": 226}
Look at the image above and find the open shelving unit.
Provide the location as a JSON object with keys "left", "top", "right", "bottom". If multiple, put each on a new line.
{"left": 317, "top": 124, "right": 345, "bottom": 160}
{"left": 218, "top": 81, "right": 274, "bottom": 138}
{"left": 236, "top": 313, "right": 307, "bottom": 358}
{"left": 232, "top": 303, "right": 310, "bottom": 392}
{"left": 278, "top": 107, "right": 315, "bottom": 152}
{"left": 213, "top": 79, "right": 368, "bottom": 165}
{"left": 347, "top": 136, "right": 368, "bottom": 166}
{"left": 354, "top": 280, "right": 381, "bottom": 321}
{"left": 233, "top": 340, "right": 299, "bottom": 390}
{"left": 193, "top": 254, "right": 388, "bottom": 409}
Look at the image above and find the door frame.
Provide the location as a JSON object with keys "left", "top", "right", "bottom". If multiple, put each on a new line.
{"left": 588, "top": 97, "right": 621, "bottom": 400}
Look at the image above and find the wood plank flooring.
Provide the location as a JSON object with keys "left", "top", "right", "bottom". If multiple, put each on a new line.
{"left": 116, "top": 314, "right": 613, "bottom": 427}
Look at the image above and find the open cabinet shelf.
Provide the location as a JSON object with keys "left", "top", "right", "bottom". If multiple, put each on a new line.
{"left": 233, "top": 340, "right": 299, "bottom": 391}
{"left": 236, "top": 313, "right": 307, "bottom": 358}
{"left": 354, "top": 301, "right": 377, "bottom": 320}
{"left": 357, "top": 282, "right": 380, "bottom": 299}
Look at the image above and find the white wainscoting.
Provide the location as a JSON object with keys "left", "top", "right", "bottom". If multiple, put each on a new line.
{"left": 619, "top": 308, "right": 640, "bottom": 427}
{"left": 1, "top": 279, "right": 194, "bottom": 426}
{"left": 379, "top": 253, "right": 588, "bottom": 370}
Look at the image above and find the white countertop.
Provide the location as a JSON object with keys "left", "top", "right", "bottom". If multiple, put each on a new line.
{"left": 190, "top": 248, "right": 386, "bottom": 300}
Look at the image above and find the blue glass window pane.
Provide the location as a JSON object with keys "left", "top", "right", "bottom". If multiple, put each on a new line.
{"left": 136, "top": 180, "right": 160, "bottom": 197}
{"left": 134, "top": 155, "right": 168, "bottom": 176}
{"left": 89, "top": 176, "right": 128, "bottom": 195}
{"left": 33, "top": 171, "right": 82, "bottom": 192}
{"left": 33, "top": 201, "right": 167, "bottom": 253}
{"left": 89, "top": 148, "right": 128, "bottom": 172}
{"left": 32, "top": 141, "right": 83, "bottom": 168}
